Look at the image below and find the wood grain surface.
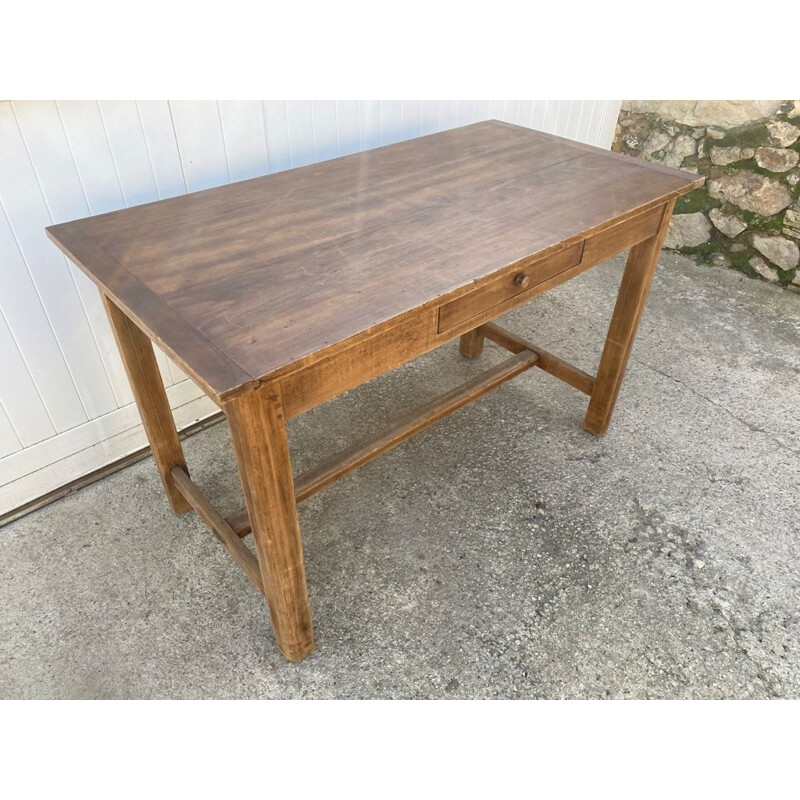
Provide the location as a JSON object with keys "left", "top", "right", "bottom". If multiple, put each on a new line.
{"left": 47, "top": 121, "right": 701, "bottom": 401}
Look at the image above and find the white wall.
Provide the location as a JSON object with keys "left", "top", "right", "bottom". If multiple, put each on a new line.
{"left": 0, "top": 99, "right": 621, "bottom": 517}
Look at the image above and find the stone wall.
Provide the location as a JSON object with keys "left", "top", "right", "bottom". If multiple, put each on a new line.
{"left": 613, "top": 101, "right": 800, "bottom": 290}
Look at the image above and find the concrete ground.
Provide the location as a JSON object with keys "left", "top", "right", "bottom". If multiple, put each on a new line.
{"left": 1, "top": 252, "right": 798, "bottom": 699}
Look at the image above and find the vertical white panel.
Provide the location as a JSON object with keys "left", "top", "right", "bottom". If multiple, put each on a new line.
{"left": 0, "top": 399, "right": 22, "bottom": 459}
{"left": 0, "top": 103, "right": 106, "bottom": 427}
{"left": 169, "top": 100, "right": 230, "bottom": 192}
{"left": 219, "top": 100, "right": 268, "bottom": 181}
{"left": 419, "top": 101, "right": 440, "bottom": 135}
{"left": 542, "top": 101, "right": 560, "bottom": 134}
{"left": 595, "top": 102, "right": 613, "bottom": 147}
{"left": 473, "top": 100, "right": 491, "bottom": 122}
{"left": 312, "top": 101, "right": 338, "bottom": 162}
{"left": 438, "top": 100, "right": 458, "bottom": 130}
{"left": 542, "top": 100, "right": 558, "bottom": 133}
{"left": 0, "top": 194, "right": 86, "bottom": 432}
{"left": 262, "top": 101, "right": 292, "bottom": 172}
{"left": 285, "top": 101, "right": 315, "bottom": 167}
{"left": 519, "top": 101, "right": 534, "bottom": 127}
{"left": 58, "top": 101, "right": 127, "bottom": 214}
{"left": 565, "top": 100, "right": 584, "bottom": 141}
{"left": 335, "top": 100, "right": 360, "bottom": 156}
{"left": 136, "top": 100, "right": 188, "bottom": 199}
{"left": 487, "top": 100, "right": 504, "bottom": 120}
{"left": 14, "top": 101, "right": 121, "bottom": 415}
{"left": 559, "top": 100, "right": 574, "bottom": 138}
{"left": 456, "top": 100, "right": 474, "bottom": 127}
{"left": 98, "top": 101, "right": 160, "bottom": 206}
{"left": 559, "top": 100, "right": 574, "bottom": 135}
{"left": 380, "top": 101, "right": 402, "bottom": 145}
{"left": 575, "top": 100, "right": 593, "bottom": 143}
{"left": 359, "top": 101, "right": 381, "bottom": 150}
{"left": 13, "top": 101, "right": 90, "bottom": 219}
{"left": 530, "top": 100, "right": 546, "bottom": 132}
{"left": 217, "top": 100, "right": 269, "bottom": 183}
{"left": 561, "top": 100, "right": 578, "bottom": 138}
{"left": 400, "top": 100, "right": 421, "bottom": 141}
{"left": 0, "top": 308, "right": 54, "bottom": 446}
{"left": 596, "top": 101, "right": 622, "bottom": 148}
{"left": 501, "top": 101, "right": 521, "bottom": 124}
{"left": 581, "top": 100, "right": 602, "bottom": 146}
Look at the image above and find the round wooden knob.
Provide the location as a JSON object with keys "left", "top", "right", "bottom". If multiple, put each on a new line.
{"left": 514, "top": 272, "right": 530, "bottom": 288}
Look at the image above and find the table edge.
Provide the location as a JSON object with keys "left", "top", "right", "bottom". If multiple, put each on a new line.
{"left": 45, "top": 222, "right": 256, "bottom": 402}
{"left": 487, "top": 119, "right": 703, "bottom": 183}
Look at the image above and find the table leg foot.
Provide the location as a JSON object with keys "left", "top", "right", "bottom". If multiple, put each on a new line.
{"left": 226, "top": 385, "right": 315, "bottom": 661}
{"left": 459, "top": 328, "right": 485, "bottom": 359}
{"left": 584, "top": 199, "right": 675, "bottom": 436}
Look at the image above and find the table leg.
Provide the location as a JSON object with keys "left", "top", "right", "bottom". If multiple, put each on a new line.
{"left": 103, "top": 295, "right": 190, "bottom": 513}
{"left": 459, "top": 328, "right": 485, "bottom": 359}
{"left": 584, "top": 200, "right": 675, "bottom": 436}
{"left": 225, "top": 384, "right": 315, "bottom": 661}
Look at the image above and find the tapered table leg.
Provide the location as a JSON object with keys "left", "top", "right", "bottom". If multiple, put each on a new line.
{"left": 584, "top": 200, "right": 675, "bottom": 436}
{"left": 103, "top": 295, "right": 190, "bottom": 513}
{"left": 225, "top": 384, "right": 314, "bottom": 661}
{"left": 459, "top": 328, "right": 485, "bottom": 359}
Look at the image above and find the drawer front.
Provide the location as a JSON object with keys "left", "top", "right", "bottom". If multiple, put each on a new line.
{"left": 438, "top": 240, "right": 584, "bottom": 333}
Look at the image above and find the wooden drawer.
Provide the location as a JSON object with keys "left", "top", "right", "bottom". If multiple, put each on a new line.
{"left": 438, "top": 240, "right": 584, "bottom": 333}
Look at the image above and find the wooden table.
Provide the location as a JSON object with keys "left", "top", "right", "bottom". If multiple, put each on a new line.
{"left": 47, "top": 121, "right": 702, "bottom": 661}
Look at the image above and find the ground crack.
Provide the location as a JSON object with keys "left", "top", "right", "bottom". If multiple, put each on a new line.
{"left": 642, "top": 362, "right": 800, "bottom": 460}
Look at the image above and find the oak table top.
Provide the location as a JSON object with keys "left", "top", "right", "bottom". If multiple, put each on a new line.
{"left": 47, "top": 120, "right": 699, "bottom": 404}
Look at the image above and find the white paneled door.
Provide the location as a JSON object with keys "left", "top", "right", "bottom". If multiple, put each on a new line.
{"left": 0, "top": 100, "right": 621, "bottom": 517}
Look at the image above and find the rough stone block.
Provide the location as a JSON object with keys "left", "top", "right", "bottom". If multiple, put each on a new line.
{"left": 766, "top": 120, "right": 800, "bottom": 147}
{"left": 707, "top": 172, "right": 793, "bottom": 217}
{"left": 709, "top": 208, "right": 747, "bottom": 238}
{"left": 754, "top": 147, "right": 800, "bottom": 173}
{"left": 664, "top": 212, "right": 712, "bottom": 249}
{"left": 752, "top": 234, "right": 800, "bottom": 270}
{"left": 749, "top": 255, "right": 780, "bottom": 282}
{"left": 710, "top": 146, "right": 755, "bottom": 166}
